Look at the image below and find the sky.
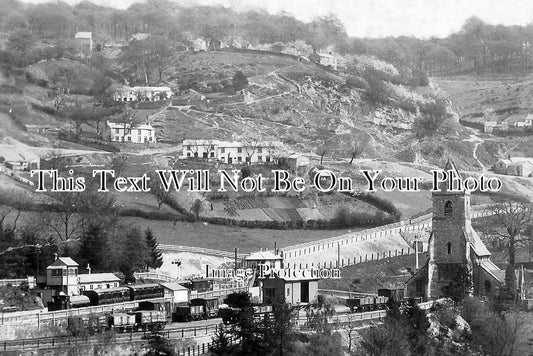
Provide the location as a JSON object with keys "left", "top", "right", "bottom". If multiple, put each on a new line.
{"left": 18, "top": 0, "right": 533, "bottom": 38}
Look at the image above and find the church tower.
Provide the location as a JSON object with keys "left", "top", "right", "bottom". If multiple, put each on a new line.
{"left": 426, "top": 160, "right": 473, "bottom": 299}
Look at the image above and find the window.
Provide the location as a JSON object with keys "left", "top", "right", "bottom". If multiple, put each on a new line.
{"left": 238, "top": 157, "right": 242, "bottom": 162}
{"left": 187, "top": 145, "right": 191, "bottom": 150}
{"left": 220, "top": 148, "right": 225, "bottom": 153}
{"left": 265, "top": 288, "right": 275, "bottom": 298}
{"left": 115, "top": 129, "right": 119, "bottom": 134}
{"left": 258, "top": 156, "right": 262, "bottom": 161}
{"left": 286, "top": 288, "right": 290, "bottom": 296}
{"left": 444, "top": 201, "right": 453, "bottom": 217}
{"left": 237, "top": 147, "right": 242, "bottom": 153}
{"left": 246, "top": 157, "right": 251, "bottom": 163}
{"left": 210, "top": 152, "right": 215, "bottom": 158}
{"left": 51, "top": 269, "right": 62, "bottom": 277}
{"left": 447, "top": 242, "right": 452, "bottom": 255}
{"left": 187, "top": 153, "right": 191, "bottom": 157}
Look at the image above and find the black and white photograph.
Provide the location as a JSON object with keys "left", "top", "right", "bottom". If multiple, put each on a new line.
{"left": 0, "top": 0, "right": 532, "bottom": 355}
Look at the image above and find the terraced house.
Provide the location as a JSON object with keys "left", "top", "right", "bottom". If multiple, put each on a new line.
{"left": 111, "top": 85, "right": 173, "bottom": 102}
{"left": 181, "top": 139, "right": 283, "bottom": 164}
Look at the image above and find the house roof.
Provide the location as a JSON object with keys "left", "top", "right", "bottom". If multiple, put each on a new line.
{"left": 47, "top": 257, "right": 79, "bottom": 268}
{"left": 78, "top": 273, "right": 120, "bottom": 284}
{"left": 317, "top": 52, "right": 335, "bottom": 59}
{"left": 75, "top": 32, "right": 92, "bottom": 39}
{"left": 107, "top": 121, "right": 154, "bottom": 131}
{"left": 498, "top": 157, "right": 533, "bottom": 165}
{"left": 246, "top": 250, "right": 283, "bottom": 261}
{"left": 159, "top": 282, "right": 189, "bottom": 291}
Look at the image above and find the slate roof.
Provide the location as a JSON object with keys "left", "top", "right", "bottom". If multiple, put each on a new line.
{"left": 47, "top": 257, "right": 79, "bottom": 268}
{"left": 78, "top": 273, "right": 120, "bottom": 284}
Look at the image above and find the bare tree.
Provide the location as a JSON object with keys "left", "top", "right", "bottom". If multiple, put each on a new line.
{"left": 0, "top": 190, "right": 31, "bottom": 233}
{"left": 110, "top": 154, "right": 128, "bottom": 177}
{"left": 486, "top": 201, "right": 532, "bottom": 266}
{"left": 349, "top": 139, "right": 366, "bottom": 164}
{"left": 190, "top": 198, "right": 203, "bottom": 220}
{"left": 315, "top": 140, "right": 329, "bottom": 165}
{"left": 149, "top": 171, "right": 171, "bottom": 210}
{"left": 340, "top": 314, "right": 359, "bottom": 353}
{"left": 243, "top": 134, "right": 261, "bottom": 163}
{"left": 43, "top": 192, "right": 81, "bottom": 241}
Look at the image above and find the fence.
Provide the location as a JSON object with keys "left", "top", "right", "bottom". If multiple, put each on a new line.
{"left": 1, "top": 323, "right": 225, "bottom": 352}
{"left": 0, "top": 298, "right": 173, "bottom": 326}
{"left": 0, "top": 278, "right": 28, "bottom": 287}
{"left": 158, "top": 244, "right": 247, "bottom": 260}
{"left": 281, "top": 204, "right": 494, "bottom": 263}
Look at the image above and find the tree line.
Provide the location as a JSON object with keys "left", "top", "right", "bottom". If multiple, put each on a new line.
{"left": 0, "top": 173, "right": 163, "bottom": 282}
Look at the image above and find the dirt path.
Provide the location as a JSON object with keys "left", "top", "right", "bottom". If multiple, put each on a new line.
{"left": 463, "top": 131, "right": 487, "bottom": 172}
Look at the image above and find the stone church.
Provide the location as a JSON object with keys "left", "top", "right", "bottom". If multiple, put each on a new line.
{"left": 407, "top": 161, "right": 504, "bottom": 300}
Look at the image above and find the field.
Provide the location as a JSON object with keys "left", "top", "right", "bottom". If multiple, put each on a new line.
{"left": 119, "top": 215, "right": 361, "bottom": 253}
{"left": 434, "top": 73, "right": 533, "bottom": 118}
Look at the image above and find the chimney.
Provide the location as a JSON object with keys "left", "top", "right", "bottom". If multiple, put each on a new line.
{"left": 54, "top": 253, "right": 58, "bottom": 261}
{"left": 86, "top": 263, "right": 91, "bottom": 274}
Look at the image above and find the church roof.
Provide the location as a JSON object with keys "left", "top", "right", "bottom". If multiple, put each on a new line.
{"left": 463, "top": 228, "right": 491, "bottom": 257}
{"left": 479, "top": 260, "right": 504, "bottom": 283}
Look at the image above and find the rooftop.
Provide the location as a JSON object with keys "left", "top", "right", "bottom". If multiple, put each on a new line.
{"left": 159, "top": 282, "right": 189, "bottom": 291}
{"left": 78, "top": 273, "right": 120, "bottom": 284}
{"left": 47, "top": 257, "right": 79, "bottom": 268}
{"left": 246, "top": 250, "right": 283, "bottom": 261}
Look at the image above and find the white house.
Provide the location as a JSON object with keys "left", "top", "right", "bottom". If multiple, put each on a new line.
{"left": 494, "top": 157, "right": 533, "bottom": 177}
{"left": 112, "top": 86, "right": 173, "bottom": 102}
{"left": 107, "top": 121, "right": 156, "bottom": 143}
{"left": 74, "top": 32, "right": 93, "bottom": 51}
{"left": 181, "top": 140, "right": 283, "bottom": 164}
{"left": 78, "top": 273, "right": 121, "bottom": 291}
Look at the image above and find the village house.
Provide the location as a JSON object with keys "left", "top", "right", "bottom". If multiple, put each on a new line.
{"left": 107, "top": 121, "right": 156, "bottom": 143}
{"left": 112, "top": 86, "right": 173, "bottom": 102}
{"left": 494, "top": 157, "right": 533, "bottom": 177}
{"left": 406, "top": 161, "right": 504, "bottom": 300}
{"left": 310, "top": 49, "right": 338, "bottom": 70}
{"left": 181, "top": 139, "right": 282, "bottom": 164}
{"left": 74, "top": 31, "right": 93, "bottom": 51}
{"left": 244, "top": 250, "right": 284, "bottom": 270}
{"left": 173, "top": 89, "right": 206, "bottom": 106}
{"left": 286, "top": 153, "right": 310, "bottom": 171}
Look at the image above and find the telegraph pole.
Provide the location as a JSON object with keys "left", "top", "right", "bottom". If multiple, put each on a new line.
{"left": 234, "top": 247, "right": 239, "bottom": 273}
{"left": 414, "top": 234, "right": 420, "bottom": 270}
{"left": 337, "top": 242, "right": 340, "bottom": 268}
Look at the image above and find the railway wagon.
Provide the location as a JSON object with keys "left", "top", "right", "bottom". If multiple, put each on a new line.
{"left": 67, "top": 314, "right": 109, "bottom": 335}
{"left": 83, "top": 287, "right": 130, "bottom": 306}
{"left": 173, "top": 304, "right": 205, "bottom": 322}
{"left": 346, "top": 296, "right": 375, "bottom": 312}
{"left": 48, "top": 295, "right": 91, "bottom": 311}
{"left": 126, "top": 284, "right": 164, "bottom": 301}
{"left": 134, "top": 310, "right": 166, "bottom": 331}
{"left": 377, "top": 288, "right": 405, "bottom": 304}
{"left": 190, "top": 297, "right": 219, "bottom": 318}
{"left": 138, "top": 300, "right": 173, "bottom": 319}
{"left": 109, "top": 313, "right": 136, "bottom": 332}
